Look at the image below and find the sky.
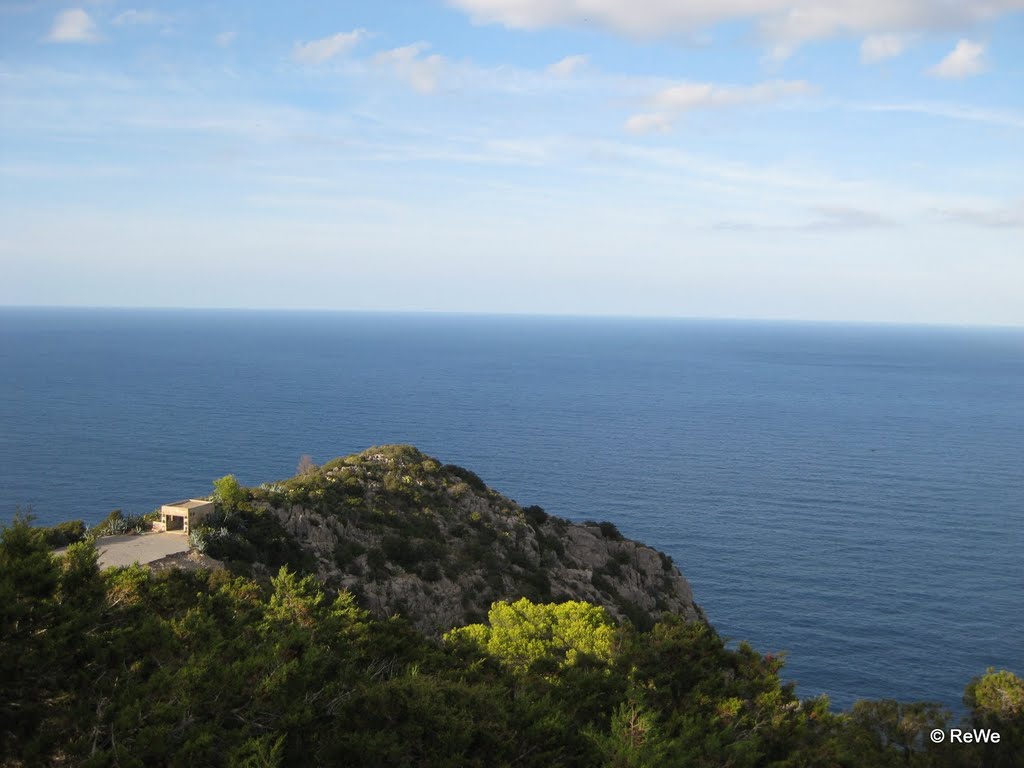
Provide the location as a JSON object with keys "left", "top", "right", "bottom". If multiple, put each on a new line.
{"left": 1, "top": 0, "right": 1023, "bottom": 325}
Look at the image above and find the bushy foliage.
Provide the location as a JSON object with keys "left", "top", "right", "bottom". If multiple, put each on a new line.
{"left": 447, "top": 598, "right": 618, "bottom": 674}
{"left": 584, "top": 520, "right": 625, "bottom": 541}
{"left": 963, "top": 668, "right": 1024, "bottom": 767}
{"left": 522, "top": 504, "right": 549, "bottom": 525}
{"left": 39, "top": 519, "right": 87, "bottom": 548}
{"left": 190, "top": 506, "right": 313, "bottom": 575}
{"left": 442, "top": 463, "right": 488, "bottom": 493}
{"left": 213, "top": 474, "right": 248, "bottom": 510}
{"left": 89, "top": 508, "right": 150, "bottom": 537}
{"left": 0, "top": 514, "right": 1016, "bottom": 767}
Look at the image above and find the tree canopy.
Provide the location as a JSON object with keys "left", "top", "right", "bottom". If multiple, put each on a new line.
{"left": 2, "top": 514, "right": 1020, "bottom": 767}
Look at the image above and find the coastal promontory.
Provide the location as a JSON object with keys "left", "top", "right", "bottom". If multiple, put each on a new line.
{"left": 191, "top": 444, "right": 705, "bottom": 634}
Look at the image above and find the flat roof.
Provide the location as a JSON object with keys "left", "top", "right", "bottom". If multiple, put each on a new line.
{"left": 164, "top": 499, "right": 214, "bottom": 510}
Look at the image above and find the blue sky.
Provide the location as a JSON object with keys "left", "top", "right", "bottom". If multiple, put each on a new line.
{"left": 1, "top": 1, "right": 1022, "bottom": 324}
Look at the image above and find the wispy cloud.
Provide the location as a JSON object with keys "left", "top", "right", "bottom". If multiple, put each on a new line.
{"left": 112, "top": 9, "right": 170, "bottom": 27}
{"left": 450, "top": 0, "right": 1022, "bottom": 57}
{"left": 547, "top": 54, "right": 588, "bottom": 77}
{"left": 860, "top": 34, "right": 908, "bottom": 63}
{"left": 46, "top": 8, "right": 99, "bottom": 43}
{"left": 215, "top": 30, "right": 237, "bottom": 47}
{"left": 929, "top": 39, "right": 987, "bottom": 79}
{"left": 936, "top": 202, "right": 1024, "bottom": 228}
{"left": 714, "top": 205, "right": 898, "bottom": 232}
{"left": 855, "top": 102, "right": 1024, "bottom": 129}
{"left": 653, "top": 80, "right": 812, "bottom": 111}
{"left": 372, "top": 43, "right": 447, "bottom": 94}
{"left": 0, "top": 162, "right": 135, "bottom": 179}
{"left": 804, "top": 206, "right": 897, "bottom": 230}
{"left": 627, "top": 79, "right": 812, "bottom": 133}
{"left": 293, "top": 29, "right": 367, "bottom": 64}
{"left": 625, "top": 113, "right": 673, "bottom": 135}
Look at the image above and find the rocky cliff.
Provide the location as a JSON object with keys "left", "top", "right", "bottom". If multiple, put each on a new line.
{"left": 216, "top": 445, "right": 704, "bottom": 635}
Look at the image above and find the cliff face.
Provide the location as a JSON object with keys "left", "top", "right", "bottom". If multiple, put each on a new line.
{"left": 247, "top": 445, "right": 704, "bottom": 635}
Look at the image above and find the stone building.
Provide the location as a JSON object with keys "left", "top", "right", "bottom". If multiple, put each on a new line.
{"left": 157, "top": 499, "right": 215, "bottom": 535}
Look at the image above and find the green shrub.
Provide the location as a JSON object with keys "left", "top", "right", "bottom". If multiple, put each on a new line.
{"left": 523, "top": 568, "right": 552, "bottom": 602}
{"left": 538, "top": 532, "right": 565, "bottom": 558}
{"left": 419, "top": 561, "right": 443, "bottom": 582}
{"left": 600, "top": 557, "right": 623, "bottom": 578}
{"left": 522, "top": 505, "right": 548, "bottom": 526}
{"left": 213, "top": 475, "right": 247, "bottom": 510}
{"left": 191, "top": 508, "right": 312, "bottom": 574}
{"left": 597, "top": 521, "right": 624, "bottom": 541}
{"left": 89, "top": 509, "right": 149, "bottom": 538}
{"left": 40, "top": 520, "right": 87, "bottom": 548}
{"left": 442, "top": 464, "right": 488, "bottom": 493}
{"left": 365, "top": 547, "right": 388, "bottom": 579}
{"left": 381, "top": 534, "right": 420, "bottom": 569}
{"left": 189, "top": 526, "right": 210, "bottom": 553}
{"left": 333, "top": 539, "right": 366, "bottom": 570}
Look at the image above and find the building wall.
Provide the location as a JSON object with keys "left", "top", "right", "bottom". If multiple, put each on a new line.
{"left": 161, "top": 501, "right": 215, "bottom": 535}
{"left": 187, "top": 502, "right": 214, "bottom": 530}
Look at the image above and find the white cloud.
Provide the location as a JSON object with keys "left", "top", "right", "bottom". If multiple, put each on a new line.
{"left": 373, "top": 43, "right": 447, "bottom": 94}
{"left": 805, "top": 205, "right": 896, "bottom": 229}
{"left": 216, "top": 30, "right": 237, "bottom": 47}
{"left": 715, "top": 205, "right": 897, "bottom": 231}
{"left": 626, "top": 79, "right": 811, "bottom": 133}
{"left": 449, "top": 0, "right": 1024, "bottom": 54}
{"left": 547, "top": 54, "right": 589, "bottom": 77}
{"left": 653, "top": 79, "right": 812, "bottom": 111}
{"left": 856, "top": 102, "right": 1024, "bottom": 129}
{"left": 929, "top": 39, "right": 987, "bottom": 79}
{"left": 112, "top": 9, "right": 169, "bottom": 26}
{"left": 860, "top": 34, "right": 907, "bottom": 63}
{"left": 937, "top": 202, "right": 1024, "bottom": 228}
{"left": 293, "top": 29, "right": 367, "bottom": 64}
{"left": 625, "top": 113, "right": 673, "bottom": 134}
{"left": 46, "top": 8, "right": 99, "bottom": 43}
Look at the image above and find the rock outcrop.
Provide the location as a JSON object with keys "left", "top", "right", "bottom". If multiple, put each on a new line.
{"left": 243, "top": 445, "right": 704, "bottom": 635}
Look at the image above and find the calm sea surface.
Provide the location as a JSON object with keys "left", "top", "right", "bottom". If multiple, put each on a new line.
{"left": 1, "top": 308, "right": 1022, "bottom": 709}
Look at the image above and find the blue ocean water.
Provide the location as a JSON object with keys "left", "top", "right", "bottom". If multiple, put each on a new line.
{"left": 1, "top": 307, "right": 1021, "bottom": 710}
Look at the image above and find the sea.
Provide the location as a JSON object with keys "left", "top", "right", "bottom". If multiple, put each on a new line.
{"left": 1, "top": 307, "right": 1021, "bottom": 711}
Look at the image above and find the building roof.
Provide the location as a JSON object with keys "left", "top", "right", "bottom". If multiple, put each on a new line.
{"left": 163, "top": 499, "right": 214, "bottom": 510}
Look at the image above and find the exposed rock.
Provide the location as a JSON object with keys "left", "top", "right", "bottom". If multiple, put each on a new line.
{"left": 247, "top": 445, "right": 705, "bottom": 635}
{"left": 148, "top": 548, "right": 224, "bottom": 574}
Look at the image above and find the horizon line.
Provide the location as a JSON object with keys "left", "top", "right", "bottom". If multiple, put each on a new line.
{"left": 1, "top": 303, "right": 1023, "bottom": 331}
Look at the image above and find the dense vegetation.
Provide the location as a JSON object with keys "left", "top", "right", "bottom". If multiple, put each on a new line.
{"left": 2, "top": 516, "right": 1021, "bottom": 767}
{"left": 20, "top": 506, "right": 154, "bottom": 549}
{"left": 186, "top": 446, "right": 703, "bottom": 634}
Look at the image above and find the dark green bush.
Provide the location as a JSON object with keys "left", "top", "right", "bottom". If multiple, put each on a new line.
{"left": 522, "top": 505, "right": 549, "bottom": 525}
{"left": 194, "top": 508, "right": 312, "bottom": 574}
{"left": 2, "top": 513, "right": 1002, "bottom": 768}
{"left": 442, "top": 464, "right": 488, "bottom": 493}
{"left": 381, "top": 534, "right": 420, "bottom": 569}
{"left": 600, "top": 557, "right": 623, "bottom": 578}
{"left": 40, "top": 520, "right": 86, "bottom": 548}
{"left": 333, "top": 539, "right": 366, "bottom": 570}
{"left": 419, "top": 561, "right": 443, "bottom": 582}
{"left": 365, "top": 547, "right": 388, "bottom": 579}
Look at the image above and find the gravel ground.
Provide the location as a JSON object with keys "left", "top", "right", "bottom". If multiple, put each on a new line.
{"left": 90, "top": 532, "right": 191, "bottom": 568}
